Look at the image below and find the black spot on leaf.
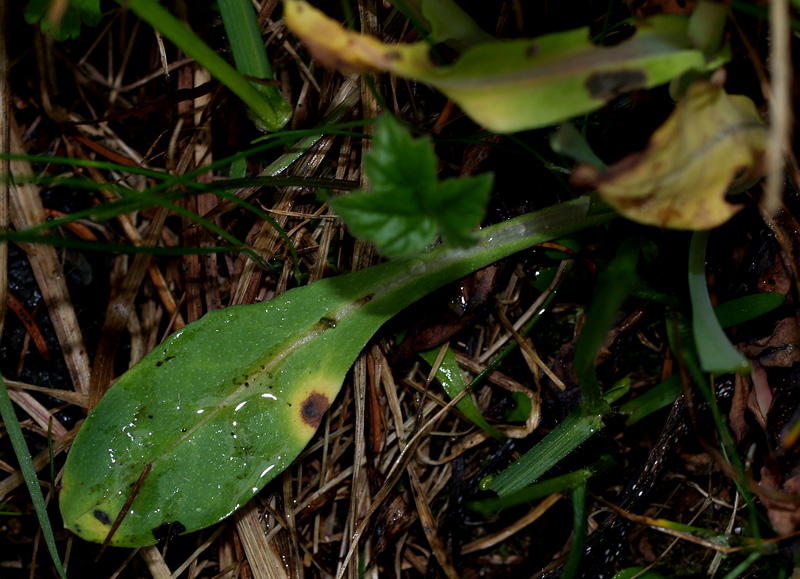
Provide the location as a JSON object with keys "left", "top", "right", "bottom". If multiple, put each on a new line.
{"left": 93, "top": 509, "right": 111, "bottom": 525}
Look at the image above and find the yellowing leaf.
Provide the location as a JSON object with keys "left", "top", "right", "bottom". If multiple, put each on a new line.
{"left": 573, "top": 82, "right": 768, "bottom": 229}
{"left": 283, "top": 0, "right": 432, "bottom": 76}
{"left": 284, "top": 0, "right": 727, "bottom": 133}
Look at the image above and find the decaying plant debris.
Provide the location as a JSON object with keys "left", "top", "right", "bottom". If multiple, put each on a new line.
{"left": 1, "top": 1, "right": 799, "bottom": 578}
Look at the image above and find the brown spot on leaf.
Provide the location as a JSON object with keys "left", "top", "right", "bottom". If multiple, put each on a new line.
{"left": 356, "top": 293, "right": 375, "bottom": 306}
{"left": 301, "top": 392, "right": 331, "bottom": 428}
{"left": 585, "top": 70, "right": 647, "bottom": 100}
{"left": 526, "top": 43, "right": 539, "bottom": 57}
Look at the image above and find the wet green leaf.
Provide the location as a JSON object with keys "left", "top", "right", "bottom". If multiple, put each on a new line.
{"left": 60, "top": 196, "right": 616, "bottom": 547}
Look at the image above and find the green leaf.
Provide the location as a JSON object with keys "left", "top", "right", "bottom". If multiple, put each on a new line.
{"left": 363, "top": 116, "right": 437, "bottom": 193}
{"left": 715, "top": 291, "right": 785, "bottom": 329}
{"left": 418, "top": 0, "right": 493, "bottom": 50}
{"left": 217, "top": 0, "right": 292, "bottom": 131}
{"left": 419, "top": 346, "right": 504, "bottom": 441}
{"left": 331, "top": 115, "right": 493, "bottom": 258}
{"left": 504, "top": 391, "right": 532, "bottom": 423}
{"left": 689, "top": 230, "right": 750, "bottom": 374}
{"left": 486, "top": 406, "right": 607, "bottom": 496}
{"left": 612, "top": 568, "right": 669, "bottom": 579}
{"left": 0, "top": 377, "right": 67, "bottom": 578}
{"left": 573, "top": 237, "right": 640, "bottom": 409}
{"left": 619, "top": 374, "right": 682, "bottom": 426}
{"left": 60, "top": 196, "right": 616, "bottom": 547}
{"left": 25, "top": 0, "right": 101, "bottom": 40}
{"left": 550, "top": 124, "right": 607, "bottom": 170}
{"left": 467, "top": 456, "right": 614, "bottom": 515}
{"left": 562, "top": 481, "right": 588, "bottom": 579}
{"left": 122, "top": 0, "right": 290, "bottom": 132}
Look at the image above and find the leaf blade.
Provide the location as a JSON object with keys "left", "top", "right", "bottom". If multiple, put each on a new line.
{"left": 60, "top": 197, "right": 616, "bottom": 546}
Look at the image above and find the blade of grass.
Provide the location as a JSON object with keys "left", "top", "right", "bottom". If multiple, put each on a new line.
{"left": 621, "top": 289, "right": 783, "bottom": 426}
{"left": 486, "top": 237, "right": 640, "bottom": 496}
{"left": 486, "top": 405, "right": 607, "bottom": 496}
{"left": 469, "top": 455, "right": 614, "bottom": 515}
{"left": 574, "top": 236, "right": 640, "bottom": 410}
{"left": 689, "top": 230, "right": 750, "bottom": 374}
{"left": 620, "top": 375, "right": 683, "bottom": 426}
{"left": 715, "top": 291, "right": 785, "bottom": 329}
{"left": 0, "top": 376, "right": 67, "bottom": 579}
{"left": 721, "top": 552, "right": 762, "bottom": 579}
{"left": 666, "top": 312, "right": 765, "bottom": 543}
{"left": 217, "top": 0, "right": 291, "bottom": 131}
{"left": 562, "top": 481, "right": 588, "bottom": 579}
{"left": 120, "top": 0, "right": 289, "bottom": 131}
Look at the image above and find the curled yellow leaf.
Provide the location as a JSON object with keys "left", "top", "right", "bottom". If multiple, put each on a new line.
{"left": 573, "top": 82, "right": 769, "bottom": 229}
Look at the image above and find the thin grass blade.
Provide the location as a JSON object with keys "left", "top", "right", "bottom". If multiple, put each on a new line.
{"left": 0, "top": 376, "right": 67, "bottom": 579}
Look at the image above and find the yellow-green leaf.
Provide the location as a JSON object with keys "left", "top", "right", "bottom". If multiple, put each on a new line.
{"left": 284, "top": 0, "right": 727, "bottom": 133}
{"left": 573, "top": 81, "right": 769, "bottom": 229}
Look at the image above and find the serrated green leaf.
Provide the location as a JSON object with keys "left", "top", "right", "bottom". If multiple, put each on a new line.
{"left": 331, "top": 115, "right": 492, "bottom": 257}
{"left": 363, "top": 116, "right": 437, "bottom": 194}
{"left": 435, "top": 174, "right": 493, "bottom": 247}
{"left": 26, "top": 0, "right": 101, "bottom": 40}
{"left": 333, "top": 197, "right": 439, "bottom": 257}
